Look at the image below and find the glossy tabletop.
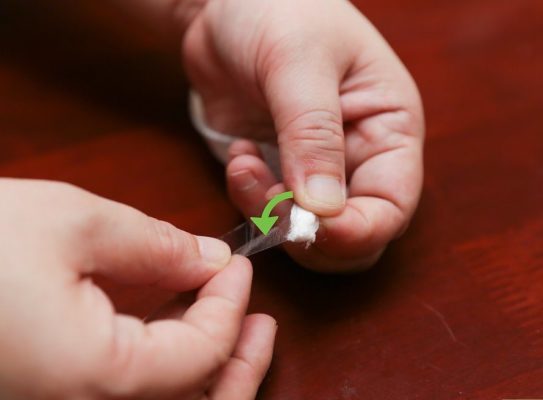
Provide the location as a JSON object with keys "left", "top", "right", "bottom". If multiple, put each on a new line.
{"left": 1, "top": 1, "right": 542, "bottom": 398}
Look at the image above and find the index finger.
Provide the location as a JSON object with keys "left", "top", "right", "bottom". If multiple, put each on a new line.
{"left": 97, "top": 256, "right": 253, "bottom": 398}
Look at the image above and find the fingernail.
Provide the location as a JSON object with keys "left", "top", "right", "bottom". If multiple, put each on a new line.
{"left": 230, "top": 169, "right": 258, "bottom": 191}
{"left": 305, "top": 175, "right": 345, "bottom": 208}
{"left": 196, "top": 236, "right": 231, "bottom": 269}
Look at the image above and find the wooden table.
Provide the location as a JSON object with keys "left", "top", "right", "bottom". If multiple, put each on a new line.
{"left": 1, "top": 1, "right": 542, "bottom": 398}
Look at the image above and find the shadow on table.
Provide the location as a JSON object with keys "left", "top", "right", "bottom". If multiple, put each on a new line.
{"left": 0, "top": 0, "right": 187, "bottom": 130}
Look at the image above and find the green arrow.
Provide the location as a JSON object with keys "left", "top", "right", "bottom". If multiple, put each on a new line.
{"left": 250, "top": 191, "right": 294, "bottom": 235}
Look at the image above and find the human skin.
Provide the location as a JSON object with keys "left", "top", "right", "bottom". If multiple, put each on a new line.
{"left": 182, "top": 0, "right": 425, "bottom": 271}
{"left": 1, "top": 0, "right": 424, "bottom": 396}
{"left": 0, "top": 179, "right": 276, "bottom": 399}
{"left": 115, "top": 0, "right": 424, "bottom": 272}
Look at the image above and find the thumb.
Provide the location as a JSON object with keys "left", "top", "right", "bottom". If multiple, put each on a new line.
{"left": 82, "top": 198, "right": 231, "bottom": 291}
{"left": 263, "top": 50, "right": 346, "bottom": 216}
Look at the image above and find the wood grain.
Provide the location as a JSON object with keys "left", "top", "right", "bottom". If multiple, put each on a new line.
{"left": 1, "top": 0, "right": 542, "bottom": 398}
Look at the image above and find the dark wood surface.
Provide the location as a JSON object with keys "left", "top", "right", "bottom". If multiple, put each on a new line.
{"left": 1, "top": 1, "right": 542, "bottom": 398}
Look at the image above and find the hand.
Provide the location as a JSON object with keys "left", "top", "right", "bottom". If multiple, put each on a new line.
{"left": 183, "top": 0, "right": 424, "bottom": 271}
{"left": 0, "top": 179, "right": 276, "bottom": 399}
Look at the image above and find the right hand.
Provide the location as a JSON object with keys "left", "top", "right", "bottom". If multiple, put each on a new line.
{"left": 0, "top": 178, "right": 276, "bottom": 399}
{"left": 183, "top": 0, "right": 424, "bottom": 272}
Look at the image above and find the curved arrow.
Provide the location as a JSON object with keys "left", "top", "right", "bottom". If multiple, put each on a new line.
{"left": 250, "top": 191, "right": 294, "bottom": 235}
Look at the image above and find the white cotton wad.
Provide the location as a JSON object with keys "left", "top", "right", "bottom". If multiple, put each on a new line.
{"left": 286, "top": 205, "right": 319, "bottom": 245}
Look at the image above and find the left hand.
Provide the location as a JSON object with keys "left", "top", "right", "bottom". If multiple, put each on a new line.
{"left": 0, "top": 179, "right": 275, "bottom": 399}
{"left": 183, "top": 0, "right": 424, "bottom": 271}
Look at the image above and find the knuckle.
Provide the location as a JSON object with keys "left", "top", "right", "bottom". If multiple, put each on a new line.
{"left": 279, "top": 110, "right": 344, "bottom": 169}
{"left": 281, "top": 109, "right": 343, "bottom": 136}
{"left": 97, "top": 331, "right": 141, "bottom": 397}
{"left": 42, "top": 181, "right": 90, "bottom": 208}
{"left": 211, "top": 338, "right": 233, "bottom": 368}
{"left": 194, "top": 297, "right": 240, "bottom": 365}
{"left": 259, "top": 32, "right": 316, "bottom": 72}
{"left": 145, "top": 218, "right": 187, "bottom": 269}
{"left": 46, "top": 182, "right": 104, "bottom": 239}
{"left": 232, "top": 355, "right": 261, "bottom": 382}
{"left": 0, "top": 179, "right": 107, "bottom": 250}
